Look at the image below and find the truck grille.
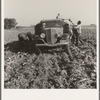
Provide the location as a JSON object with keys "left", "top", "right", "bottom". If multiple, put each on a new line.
{"left": 46, "top": 29, "right": 57, "bottom": 44}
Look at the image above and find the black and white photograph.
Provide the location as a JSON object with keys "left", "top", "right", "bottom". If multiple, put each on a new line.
{"left": 4, "top": 0, "right": 98, "bottom": 90}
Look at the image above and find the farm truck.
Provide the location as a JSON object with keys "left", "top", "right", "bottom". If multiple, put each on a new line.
{"left": 18, "top": 18, "right": 74, "bottom": 60}
{"left": 34, "top": 18, "right": 73, "bottom": 60}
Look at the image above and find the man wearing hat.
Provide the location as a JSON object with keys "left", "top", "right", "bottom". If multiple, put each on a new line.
{"left": 71, "top": 20, "right": 82, "bottom": 46}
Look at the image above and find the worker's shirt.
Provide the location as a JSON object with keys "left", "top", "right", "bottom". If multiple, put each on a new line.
{"left": 75, "top": 24, "right": 81, "bottom": 34}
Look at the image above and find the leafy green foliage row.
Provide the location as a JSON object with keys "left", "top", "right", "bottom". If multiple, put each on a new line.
{"left": 4, "top": 43, "right": 96, "bottom": 89}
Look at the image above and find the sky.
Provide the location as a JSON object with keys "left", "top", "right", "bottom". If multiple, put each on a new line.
{"left": 4, "top": 0, "right": 97, "bottom": 26}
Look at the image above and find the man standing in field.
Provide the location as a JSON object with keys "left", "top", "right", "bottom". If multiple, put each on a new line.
{"left": 71, "top": 20, "right": 82, "bottom": 46}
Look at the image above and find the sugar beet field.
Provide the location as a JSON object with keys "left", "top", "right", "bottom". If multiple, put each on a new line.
{"left": 4, "top": 26, "right": 97, "bottom": 89}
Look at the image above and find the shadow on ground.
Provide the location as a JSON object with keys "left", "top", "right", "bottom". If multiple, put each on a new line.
{"left": 5, "top": 41, "right": 20, "bottom": 53}
{"left": 4, "top": 41, "right": 36, "bottom": 54}
{"left": 4, "top": 41, "right": 62, "bottom": 54}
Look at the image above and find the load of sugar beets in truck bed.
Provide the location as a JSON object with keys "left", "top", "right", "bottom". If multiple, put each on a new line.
{"left": 4, "top": 19, "right": 97, "bottom": 89}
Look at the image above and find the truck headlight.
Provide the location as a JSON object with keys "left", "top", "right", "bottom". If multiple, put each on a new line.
{"left": 40, "top": 33, "right": 45, "bottom": 38}
{"left": 57, "top": 34, "right": 60, "bottom": 37}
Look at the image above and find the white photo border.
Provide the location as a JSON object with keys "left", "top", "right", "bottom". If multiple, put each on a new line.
{"left": 1, "top": 0, "right": 99, "bottom": 100}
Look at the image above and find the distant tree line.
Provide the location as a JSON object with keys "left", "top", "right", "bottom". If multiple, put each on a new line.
{"left": 4, "top": 18, "right": 18, "bottom": 29}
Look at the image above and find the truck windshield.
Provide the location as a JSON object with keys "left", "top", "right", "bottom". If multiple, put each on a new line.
{"left": 42, "top": 21, "right": 62, "bottom": 28}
